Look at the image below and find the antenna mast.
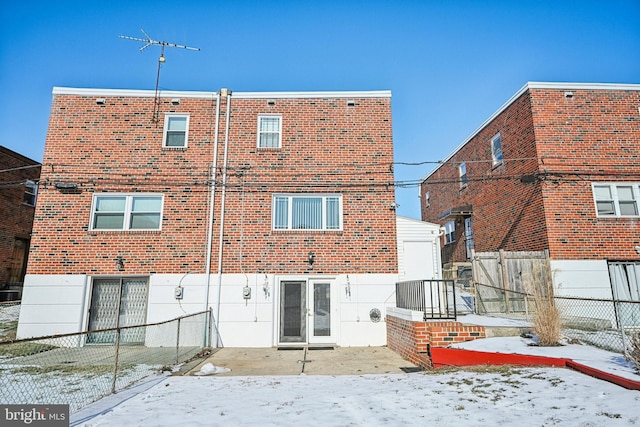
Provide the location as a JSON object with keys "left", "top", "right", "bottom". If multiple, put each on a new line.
{"left": 119, "top": 29, "right": 200, "bottom": 123}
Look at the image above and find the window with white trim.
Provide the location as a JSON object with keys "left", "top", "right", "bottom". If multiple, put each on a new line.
{"left": 273, "top": 194, "right": 342, "bottom": 230}
{"left": 258, "top": 115, "right": 282, "bottom": 148}
{"left": 163, "top": 114, "right": 189, "bottom": 148}
{"left": 593, "top": 183, "right": 639, "bottom": 217}
{"left": 91, "top": 194, "right": 163, "bottom": 230}
{"left": 491, "top": 133, "right": 503, "bottom": 166}
{"left": 23, "top": 180, "right": 37, "bottom": 206}
{"left": 444, "top": 220, "right": 456, "bottom": 244}
{"left": 459, "top": 162, "right": 467, "bottom": 188}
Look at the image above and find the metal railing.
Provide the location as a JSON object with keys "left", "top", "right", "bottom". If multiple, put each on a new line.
{"left": 0, "top": 309, "right": 214, "bottom": 412}
{"left": 474, "top": 282, "right": 640, "bottom": 358}
{"left": 396, "top": 279, "right": 457, "bottom": 321}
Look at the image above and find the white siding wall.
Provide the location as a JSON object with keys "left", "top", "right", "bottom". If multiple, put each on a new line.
{"left": 17, "top": 272, "right": 397, "bottom": 348}
{"left": 396, "top": 216, "right": 442, "bottom": 281}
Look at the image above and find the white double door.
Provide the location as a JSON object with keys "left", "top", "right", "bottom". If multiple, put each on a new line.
{"left": 279, "top": 278, "right": 336, "bottom": 345}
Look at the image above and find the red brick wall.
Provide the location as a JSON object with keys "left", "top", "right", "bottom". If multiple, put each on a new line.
{"left": 386, "top": 314, "right": 485, "bottom": 368}
{"left": 421, "top": 87, "right": 640, "bottom": 262}
{"left": 27, "top": 91, "right": 397, "bottom": 275}
{"left": 0, "top": 147, "right": 41, "bottom": 284}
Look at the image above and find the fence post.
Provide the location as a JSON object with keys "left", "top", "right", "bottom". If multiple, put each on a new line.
{"left": 499, "top": 249, "right": 511, "bottom": 313}
{"left": 176, "top": 317, "right": 181, "bottom": 365}
{"left": 111, "top": 328, "right": 121, "bottom": 394}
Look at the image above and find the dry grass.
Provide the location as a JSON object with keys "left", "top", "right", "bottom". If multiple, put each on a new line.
{"left": 526, "top": 262, "right": 562, "bottom": 346}
{"left": 630, "top": 331, "right": 640, "bottom": 372}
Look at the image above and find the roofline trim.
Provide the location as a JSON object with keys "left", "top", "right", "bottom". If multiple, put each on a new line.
{"left": 51, "top": 87, "right": 391, "bottom": 99}
{"left": 422, "top": 81, "right": 640, "bottom": 181}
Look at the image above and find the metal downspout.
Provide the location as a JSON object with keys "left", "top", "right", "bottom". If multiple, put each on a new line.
{"left": 204, "top": 92, "right": 221, "bottom": 346}
{"left": 216, "top": 89, "right": 232, "bottom": 348}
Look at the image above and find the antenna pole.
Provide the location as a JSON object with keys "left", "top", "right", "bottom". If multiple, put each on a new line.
{"left": 119, "top": 29, "right": 200, "bottom": 123}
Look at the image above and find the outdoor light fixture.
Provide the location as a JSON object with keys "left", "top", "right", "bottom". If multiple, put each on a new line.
{"left": 96, "top": 98, "right": 106, "bottom": 105}
{"left": 115, "top": 256, "right": 125, "bottom": 271}
{"left": 171, "top": 98, "right": 180, "bottom": 105}
{"left": 307, "top": 252, "right": 316, "bottom": 266}
{"left": 267, "top": 99, "right": 276, "bottom": 106}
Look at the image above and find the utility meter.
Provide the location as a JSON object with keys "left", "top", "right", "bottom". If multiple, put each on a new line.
{"left": 174, "top": 286, "right": 184, "bottom": 300}
{"left": 242, "top": 286, "right": 251, "bottom": 299}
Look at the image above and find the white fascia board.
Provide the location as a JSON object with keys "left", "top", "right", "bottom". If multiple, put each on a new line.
{"left": 421, "top": 81, "right": 640, "bottom": 182}
{"left": 52, "top": 87, "right": 217, "bottom": 98}
{"left": 52, "top": 87, "right": 392, "bottom": 99}
{"left": 233, "top": 90, "right": 392, "bottom": 99}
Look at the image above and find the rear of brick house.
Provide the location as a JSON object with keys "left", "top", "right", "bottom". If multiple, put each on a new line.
{"left": 17, "top": 87, "right": 399, "bottom": 347}
{"left": 421, "top": 82, "right": 640, "bottom": 302}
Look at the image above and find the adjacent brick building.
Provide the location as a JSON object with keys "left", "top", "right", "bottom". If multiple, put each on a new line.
{"left": 18, "top": 87, "right": 399, "bottom": 347}
{"left": 0, "top": 146, "right": 41, "bottom": 301}
{"left": 421, "top": 82, "right": 640, "bottom": 301}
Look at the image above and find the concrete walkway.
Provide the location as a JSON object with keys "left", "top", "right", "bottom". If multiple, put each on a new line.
{"left": 186, "top": 346, "right": 419, "bottom": 376}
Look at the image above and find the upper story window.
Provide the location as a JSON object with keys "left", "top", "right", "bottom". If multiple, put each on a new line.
{"left": 23, "top": 180, "right": 37, "bottom": 206}
{"left": 91, "top": 194, "right": 163, "bottom": 230}
{"left": 258, "top": 115, "right": 282, "bottom": 148}
{"left": 444, "top": 220, "right": 456, "bottom": 244}
{"left": 163, "top": 114, "right": 189, "bottom": 148}
{"left": 273, "top": 194, "right": 342, "bottom": 231}
{"left": 593, "top": 183, "right": 639, "bottom": 217}
{"left": 459, "top": 162, "right": 467, "bottom": 188}
{"left": 491, "top": 133, "right": 503, "bottom": 166}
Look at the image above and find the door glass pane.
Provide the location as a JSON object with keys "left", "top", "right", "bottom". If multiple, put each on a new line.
{"left": 313, "top": 283, "right": 330, "bottom": 337}
{"left": 87, "top": 279, "right": 120, "bottom": 343}
{"left": 280, "top": 281, "right": 305, "bottom": 342}
{"left": 119, "top": 278, "right": 148, "bottom": 344}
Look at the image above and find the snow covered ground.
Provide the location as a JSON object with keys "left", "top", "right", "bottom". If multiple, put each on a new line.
{"left": 74, "top": 336, "right": 640, "bottom": 426}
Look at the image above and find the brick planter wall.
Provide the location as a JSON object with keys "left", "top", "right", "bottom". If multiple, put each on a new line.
{"left": 386, "top": 309, "right": 486, "bottom": 369}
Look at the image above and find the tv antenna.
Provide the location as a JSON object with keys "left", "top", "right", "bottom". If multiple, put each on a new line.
{"left": 119, "top": 29, "right": 200, "bottom": 123}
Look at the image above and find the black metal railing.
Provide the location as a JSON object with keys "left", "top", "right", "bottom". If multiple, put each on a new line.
{"left": 396, "top": 279, "right": 457, "bottom": 320}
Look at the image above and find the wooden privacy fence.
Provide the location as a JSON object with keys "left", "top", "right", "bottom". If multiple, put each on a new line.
{"left": 471, "top": 249, "right": 551, "bottom": 314}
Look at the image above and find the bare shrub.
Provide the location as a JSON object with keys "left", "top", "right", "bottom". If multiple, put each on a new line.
{"left": 525, "top": 262, "right": 561, "bottom": 346}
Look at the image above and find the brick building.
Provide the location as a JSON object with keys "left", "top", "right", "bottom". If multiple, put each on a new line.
{"left": 18, "top": 87, "right": 400, "bottom": 347}
{"left": 421, "top": 82, "right": 640, "bottom": 301}
{"left": 0, "top": 146, "right": 41, "bottom": 301}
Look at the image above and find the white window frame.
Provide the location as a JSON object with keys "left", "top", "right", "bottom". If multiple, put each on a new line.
{"left": 23, "top": 180, "right": 38, "bottom": 206}
{"left": 163, "top": 114, "right": 190, "bottom": 148}
{"left": 444, "top": 220, "right": 456, "bottom": 244}
{"left": 491, "top": 133, "right": 503, "bottom": 166}
{"left": 257, "top": 114, "right": 282, "bottom": 149}
{"left": 592, "top": 183, "right": 640, "bottom": 218}
{"left": 459, "top": 162, "right": 467, "bottom": 188}
{"left": 272, "top": 194, "right": 343, "bottom": 231}
{"left": 90, "top": 193, "right": 164, "bottom": 231}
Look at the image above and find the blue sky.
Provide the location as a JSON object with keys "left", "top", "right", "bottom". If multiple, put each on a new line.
{"left": 1, "top": 1, "right": 638, "bottom": 219}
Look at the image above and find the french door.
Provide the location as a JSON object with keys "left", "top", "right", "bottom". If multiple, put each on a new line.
{"left": 279, "top": 279, "right": 335, "bottom": 345}
{"left": 87, "top": 277, "right": 149, "bottom": 344}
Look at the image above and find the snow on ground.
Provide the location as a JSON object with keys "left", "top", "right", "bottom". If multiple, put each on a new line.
{"left": 76, "top": 367, "right": 639, "bottom": 426}
{"left": 75, "top": 336, "right": 640, "bottom": 427}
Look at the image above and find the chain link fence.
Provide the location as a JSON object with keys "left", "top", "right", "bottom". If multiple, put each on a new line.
{"left": 0, "top": 308, "right": 214, "bottom": 412}
{"left": 474, "top": 282, "right": 640, "bottom": 359}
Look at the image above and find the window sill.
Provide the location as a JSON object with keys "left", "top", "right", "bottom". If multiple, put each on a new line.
{"left": 272, "top": 230, "right": 343, "bottom": 235}
{"left": 88, "top": 230, "right": 162, "bottom": 236}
